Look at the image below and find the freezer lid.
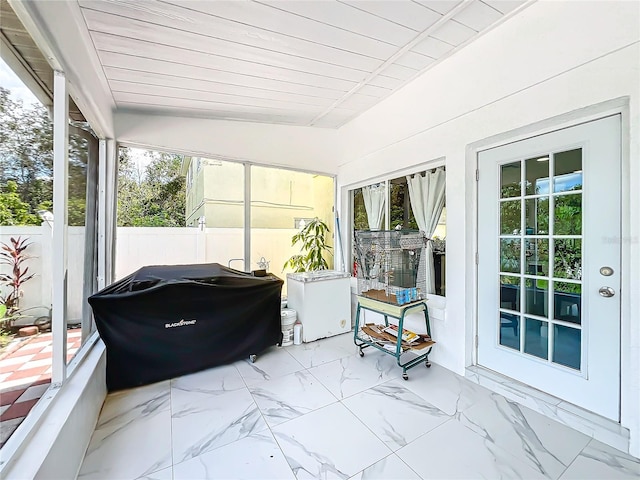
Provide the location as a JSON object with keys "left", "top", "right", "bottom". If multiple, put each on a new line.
{"left": 287, "top": 270, "right": 351, "bottom": 282}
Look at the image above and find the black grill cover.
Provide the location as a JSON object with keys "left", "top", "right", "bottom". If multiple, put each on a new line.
{"left": 89, "top": 263, "right": 283, "bottom": 391}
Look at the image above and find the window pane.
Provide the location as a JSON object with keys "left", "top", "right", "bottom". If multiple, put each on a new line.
{"left": 501, "top": 162, "right": 521, "bottom": 198}
{"left": 554, "top": 149, "right": 582, "bottom": 193}
{"left": 67, "top": 127, "right": 90, "bottom": 361}
{"left": 553, "top": 324, "right": 581, "bottom": 370}
{"left": 525, "top": 197, "right": 549, "bottom": 234}
{"left": 525, "top": 239, "right": 549, "bottom": 276}
{"left": 500, "top": 275, "right": 520, "bottom": 311}
{"left": 188, "top": 159, "right": 243, "bottom": 229}
{"left": 353, "top": 188, "right": 369, "bottom": 230}
{"left": 554, "top": 194, "right": 582, "bottom": 235}
{"left": 524, "top": 278, "right": 548, "bottom": 317}
{"left": 194, "top": 159, "right": 244, "bottom": 269}
{"left": 525, "top": 156, "right": 550, "bottom": 195}
{"left": 499, "top": 312, "right": 520, "bottom": 350}
{"left": 252, "top": 166, "right": 334, "bottom": 295}
{"left": 390, "top": 178, "right": 417, "bottom": 230}
{"left": 500, "top": 238, "right": 520, "bottom": 273}
{"left": 500, "top": 200, "right": 520, "bottom": 235}
{"left": 553, "top": 239, "right": 582, "bottom": 280}
{"left": 553, "top": 281, "right": 581, "bottom": 324}
{"left": 353, "top": 169, "right": 446, "bottom": 297}
{"left": 0, "top": 49, "right": 55, "bottom": 445}
{"left": 524, "top": 317, "right": 548, "bottom": 360}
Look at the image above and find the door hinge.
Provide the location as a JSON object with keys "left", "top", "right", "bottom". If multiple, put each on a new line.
{"left": 475, "top": 335, "right": 479, "bottom": 348}
{"left": 475, "top": 252, "right": 479, "bottom": 265}
{"left": 475, "top": 169, "right": 479, "bottom": 181}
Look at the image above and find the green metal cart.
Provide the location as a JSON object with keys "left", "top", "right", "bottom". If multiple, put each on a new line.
{"left": 354, "top": 295, "right": 434, "bottom": 380}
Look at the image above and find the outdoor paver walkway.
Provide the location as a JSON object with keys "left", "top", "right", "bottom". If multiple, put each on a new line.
{"left": 0, "top": 329, "right": 82, "bottom": 448}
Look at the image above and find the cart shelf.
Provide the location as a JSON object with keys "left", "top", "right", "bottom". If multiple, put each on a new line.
{"left": 353, "top": 296, "right": 434, "bottom": 380}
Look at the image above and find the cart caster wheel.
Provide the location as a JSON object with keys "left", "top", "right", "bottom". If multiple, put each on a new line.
{"left": 426, "top": 361, "right": 432, "bottom": 368}
{"left": 249, "top": 355, "right": 257, "bottom": 363}
{"left": 359, "top": 348, "right": 364, "bottom": 357}
{"left": 402, "top": 373, "right": 409, "bottom": 380}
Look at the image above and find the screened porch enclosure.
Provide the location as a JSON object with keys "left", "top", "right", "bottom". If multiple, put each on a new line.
{"left": 0, "top": 1, "right": 638, "bottom": 478}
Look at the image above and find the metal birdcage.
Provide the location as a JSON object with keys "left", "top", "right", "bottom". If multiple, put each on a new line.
{"left": 354, "top": 230, "right": 426, "bottom": 304}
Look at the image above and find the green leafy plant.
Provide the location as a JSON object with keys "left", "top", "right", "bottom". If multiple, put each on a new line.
{"left": 0, "top": 236, "right": 35, "bottom": 329}
{"left": 0, "top": 307, "right": 11, "bottom": 348}
{"left": 0, "top": 303, "right": 19, "bottom": 339}
{"left": 284, "top": 217, "right": 332, "bottom": 272}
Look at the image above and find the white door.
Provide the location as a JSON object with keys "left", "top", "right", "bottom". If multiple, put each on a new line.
{"left": 477, "top": 115, "right": 621, "bottom": 420}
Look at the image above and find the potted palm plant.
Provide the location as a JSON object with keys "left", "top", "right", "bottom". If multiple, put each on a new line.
{"left": 283, "top": 217, "right": 332, "bottom": 272}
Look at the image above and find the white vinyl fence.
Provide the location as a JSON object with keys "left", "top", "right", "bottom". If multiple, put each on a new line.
{"left": 115, "top": 227, "right": 301, "bottom": 279}
{"left": 0, "top": 224, "right": 85, "bottom": 322}
{"left": 1, "top": 226, "right": 304, "bottom": 322}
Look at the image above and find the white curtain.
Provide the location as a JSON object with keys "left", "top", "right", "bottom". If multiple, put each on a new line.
{"left": 362, "top": 184, "right": 386, "bottom": 230}
{"left": 406, "top": 168, "right": 446, "bottom": 294}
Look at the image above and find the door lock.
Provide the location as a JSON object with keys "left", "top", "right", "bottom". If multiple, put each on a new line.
{"left": 598, "top": 286, "right": 615, "bottom": 298}
{"left": 599, "top": 266, "right": 614, "bottom": 276}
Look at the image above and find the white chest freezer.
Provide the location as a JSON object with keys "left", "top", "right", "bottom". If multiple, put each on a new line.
{"left": 286, "top": 270, "right": 351, "bottom": 343}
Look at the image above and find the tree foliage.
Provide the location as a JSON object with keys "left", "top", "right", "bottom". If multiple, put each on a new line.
{"left": 117, "top": 147, "right": 186, "bottom": 227}
{"left": 0, "top": 86, "right": 89, "bottom": 226}
{"left": 390, "top": 182, "right": 418, "bottom": 230}
{"left": 0, "top": 181, "right": 40, "bottom": 225}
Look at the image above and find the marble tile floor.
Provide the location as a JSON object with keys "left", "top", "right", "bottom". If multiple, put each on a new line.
{"left": 78, "top": 332, "right": 640, "bottom": 480}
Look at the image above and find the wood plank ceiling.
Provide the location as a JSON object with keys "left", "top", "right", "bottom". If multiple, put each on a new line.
{"left": 81, "top": 1, "right": 527, "bottom": 127}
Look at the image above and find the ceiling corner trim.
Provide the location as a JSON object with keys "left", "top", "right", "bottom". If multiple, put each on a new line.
{"left": 0, "top": 29, "right": 53, "bottom": 106}
{"left": 8, "top": 0, "right": 116, "bottom": 138}
{"left": 7, "top": 0, "right": 63, "bottom": 70}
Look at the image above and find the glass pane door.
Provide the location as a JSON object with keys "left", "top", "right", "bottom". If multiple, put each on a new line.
{"left": 498, "top": 149, "right": 583, "bottom": 370}
{"left": 478, "top": 115, "right": 621, "bottom": 420}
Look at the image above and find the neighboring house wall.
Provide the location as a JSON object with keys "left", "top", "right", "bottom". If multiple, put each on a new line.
{"left": 185, "top": 157, "right": 206, "bottom": 226}
{"left": 336, "top": 0, "right": 639, "bottom": 457}
{"left": 184, "top": 159, "right": 335, "bottom": 231}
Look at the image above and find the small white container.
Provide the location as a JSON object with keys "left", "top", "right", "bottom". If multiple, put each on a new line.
{"left": 280, "top": 308, "right": 297, "bottom": 346}
{"left": 293, "top": 320, "right": 303, "bottom": 345}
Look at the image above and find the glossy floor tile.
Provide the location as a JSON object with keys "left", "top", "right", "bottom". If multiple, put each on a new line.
{"left": 78, "top": 333, "right": 640, "bottom": 479}
{"left": 78, "top": 382, "right": 172, "bottom": 479}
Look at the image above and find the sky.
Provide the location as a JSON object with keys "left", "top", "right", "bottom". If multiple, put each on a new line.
{"left": 0, "top": 57, "right": 39, "bottom": 105}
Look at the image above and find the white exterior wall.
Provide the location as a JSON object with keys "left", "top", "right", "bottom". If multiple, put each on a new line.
{"left": 336, "top": 1, "right": 639, "bottom": 457}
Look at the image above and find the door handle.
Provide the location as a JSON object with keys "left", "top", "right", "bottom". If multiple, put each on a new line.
{"left": 598, "top": 286, "right": 615, "bottom": 298}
